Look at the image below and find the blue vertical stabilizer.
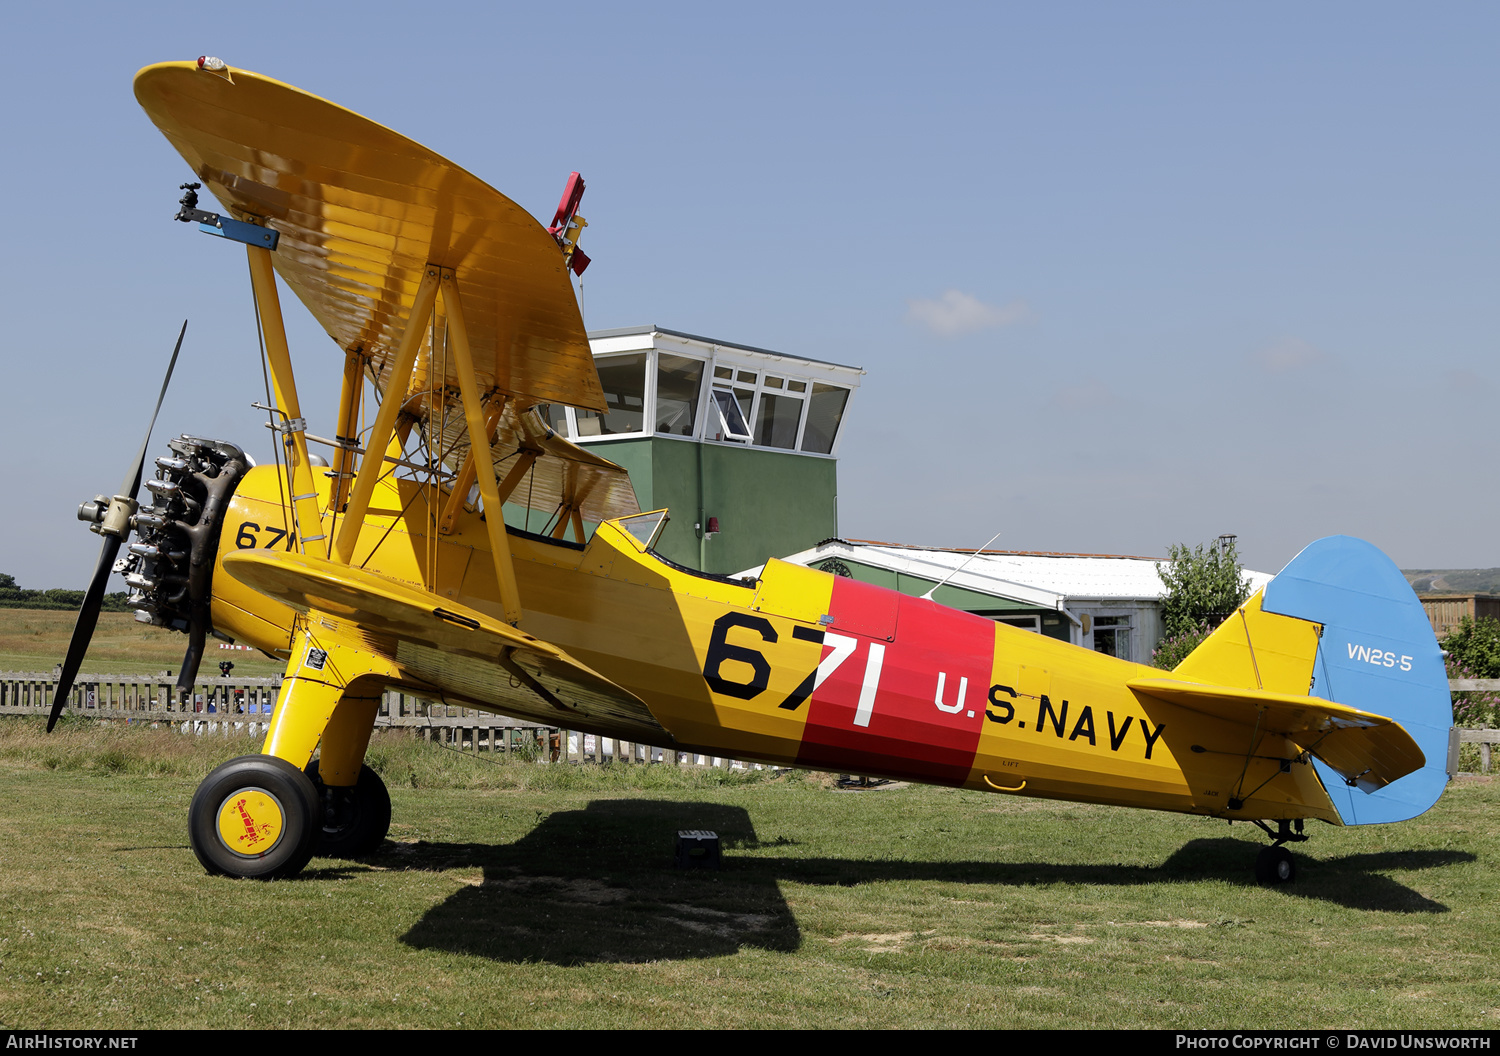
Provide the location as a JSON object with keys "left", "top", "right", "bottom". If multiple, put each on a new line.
{"left": 1261, "top": 536, "right": 1451, "bottom": 824}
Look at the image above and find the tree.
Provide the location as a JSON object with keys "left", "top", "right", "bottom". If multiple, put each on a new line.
{"left": 1440, "top": 615, "right": 1500, "bottom": 727}
{"left": 0, "top": 574, "right": 130, "bottom": 611}
{"left": 1152, "top": 538, "right": 1252, "bottom": 670}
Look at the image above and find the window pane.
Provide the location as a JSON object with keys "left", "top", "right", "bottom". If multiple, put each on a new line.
{"left": 655, "top": 354, "right": 703, "bottom": 436}
{"left": 619, "top": 510, "right": 670, "bottom": 549}
{"left": 575, "top": 353, "right": 647, "bottom": 436}
{"left": 1092, "top": 617, "right": 1132, "bottom": 661}
{"left": 800, "top": 383, "right": 849, "bottom": 454}
{"left": 710, "top": 389, "right": 751, "bottom": 440}
{"left": 540, "top": 403, "right": 569, "bottom": 435}
{"left": 754, "top": 392, "right": 803, "bottom": 449}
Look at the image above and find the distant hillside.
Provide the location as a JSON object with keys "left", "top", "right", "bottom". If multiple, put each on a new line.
{"left": 1403, "top": 568, "right": 1500, "bottom": 595}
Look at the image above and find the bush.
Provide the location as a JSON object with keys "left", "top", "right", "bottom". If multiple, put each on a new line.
{"left": 1442, "top": 616, "right": 1500, "bottom": 727}
{"left": 1441, "top": 615, "right": 1500, "bottom": 677}
{"left": 1151, "top": 624, "right": 1214, "bottom": 671}
{"left": 1153, "top": 539, "right": 1252, "bottom": 669}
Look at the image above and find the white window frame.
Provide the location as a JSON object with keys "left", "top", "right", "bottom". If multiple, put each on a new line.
{"left": 568, "top": 333, "right": 859, "bottom": 457}
{"left": 566, "top": 350, "right": 664, "bottom": 442}
{"left": 708, "top": 387, "right": 753, "bottom": 442}
{"left": 709, "top": 368, "right": 809, "bottom": 451}
{"left": 1083, "top": 610, "right": 1135, "bottom": 662}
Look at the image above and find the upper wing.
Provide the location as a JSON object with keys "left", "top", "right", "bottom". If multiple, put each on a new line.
{"left": 133, "top": 61, "right": 607, "bottom": 416}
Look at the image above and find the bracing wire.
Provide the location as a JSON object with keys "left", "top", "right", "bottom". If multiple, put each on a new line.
{"left": 523, "top": 455, "right": 536, "bottom": 533}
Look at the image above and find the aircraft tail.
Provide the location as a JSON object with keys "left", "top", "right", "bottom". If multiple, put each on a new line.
{"left": 1173, "top": 536, "right": 1452, "bottom": 824}
{"left": 1171, "top": 589, "right": 1323, "bottom": 696}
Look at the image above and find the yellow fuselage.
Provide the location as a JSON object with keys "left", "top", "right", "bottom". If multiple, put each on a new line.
{"left": 210, "top": 465, "right": 1337, "bottom": 824}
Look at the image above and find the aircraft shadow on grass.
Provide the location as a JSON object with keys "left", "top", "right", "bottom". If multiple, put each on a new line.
{"left": 389, "top": 799, "right": 800, "bottom": 965}
{"left": 369, "top": 800, "right": 1469, "bottom": 965}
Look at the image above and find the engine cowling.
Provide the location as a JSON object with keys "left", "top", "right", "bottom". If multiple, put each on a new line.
{"left": 113, "top": 436, "right": 249, "bottom": 644}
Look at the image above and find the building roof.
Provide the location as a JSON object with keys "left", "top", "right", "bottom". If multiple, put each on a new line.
{"left": 755, "top": 538, "right": 1273, "bottom": 610}
{"left": 587, "top": 324, "right": 865, "bottom": 374}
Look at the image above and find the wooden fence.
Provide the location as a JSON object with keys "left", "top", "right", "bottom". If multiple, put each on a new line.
{"left": 0, "top": 671, "right": 748, "bottom": 769}
{"left": 1456, "top": 728, "right": 1500, "bottom": 774}
{"left": 9, "top": 670, "right": 1500, "bottom": 773}
{"left": 1450, "top": 679, "right": 1500, "bottom": 774}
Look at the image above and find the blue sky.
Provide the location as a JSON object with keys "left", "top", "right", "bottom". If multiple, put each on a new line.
{"left": 4, "top": 2, "right": 1496, "bottom": 587}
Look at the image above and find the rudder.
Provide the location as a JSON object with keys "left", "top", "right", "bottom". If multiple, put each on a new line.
{"left": 1261, "top": 536, "right": 1451, "bottom": 824}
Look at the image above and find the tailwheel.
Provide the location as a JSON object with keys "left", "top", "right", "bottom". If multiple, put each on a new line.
{"left": 304, "top": 760, "right": 391, "bottom": 859}
{"left": 1251, "top": 818, "right": 1305, "bottom": 885}
{"left": 189, "top": 755, "right": 321, "bottom": 880}
{"left": 1255, "top": 845, "right": 1296, "bottom": 885}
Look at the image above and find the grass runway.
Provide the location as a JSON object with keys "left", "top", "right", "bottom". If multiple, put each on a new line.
{"left": 0, "top": 720, "right": 1495, "bottom": 1030}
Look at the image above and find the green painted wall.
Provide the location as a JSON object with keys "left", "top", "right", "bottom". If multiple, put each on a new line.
{"left": 582, "top": 436, "right": 839, "bottom": 575}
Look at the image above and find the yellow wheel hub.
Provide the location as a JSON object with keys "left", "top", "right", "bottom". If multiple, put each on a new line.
{"left": 215, "top": 787, "right": 286, "bottom": 859}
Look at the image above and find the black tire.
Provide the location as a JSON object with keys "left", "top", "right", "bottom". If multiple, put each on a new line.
{"left": 189, "top": 755, "right": 321, "bottom": 880}
{"left": 304, "top": 759, "right": 391, "bottom": 859}
{"left": 1255, "top": 845, "right": 1296, "bottom": 885}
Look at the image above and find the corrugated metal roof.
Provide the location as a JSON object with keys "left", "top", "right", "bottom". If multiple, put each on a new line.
{"left": 764, "top": 538, "right": 1273, "bottom": 606}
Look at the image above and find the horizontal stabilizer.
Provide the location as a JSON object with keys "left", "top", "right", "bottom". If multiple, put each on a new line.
{"left": 1128, "top": 677, "right": 1424, "bottom": 792}
{"left": 222, "top": 549, "right": 668, "bottom": 742}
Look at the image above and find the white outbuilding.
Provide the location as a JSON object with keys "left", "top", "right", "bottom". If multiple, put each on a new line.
{"left": 748, "top": 538, "right": 1272, "bottom": 664}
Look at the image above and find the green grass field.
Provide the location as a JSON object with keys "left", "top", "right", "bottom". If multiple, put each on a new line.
{"left": 0, "top": 719, "right": 1495, "bottom": 1030}
{"left": 0, "top": 608, "right": 285, "bottom": 677}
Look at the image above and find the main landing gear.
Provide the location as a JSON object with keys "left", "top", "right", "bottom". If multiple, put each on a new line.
{"left": 304, "top": 760, "right": 391, "bottom": 859}
{"left": 187, "top": 755, "right": 392, "bottom": 879}
{"left": 1251, "top": 818, "right": 1306, "bottom": 885}
{"left": 188, "top": 756, "right": 321, "bottom": 880}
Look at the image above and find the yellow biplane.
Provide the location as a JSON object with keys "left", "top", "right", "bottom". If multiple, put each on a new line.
{"left": 53, "top": 59, "right": 1454, "bottom": 885}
